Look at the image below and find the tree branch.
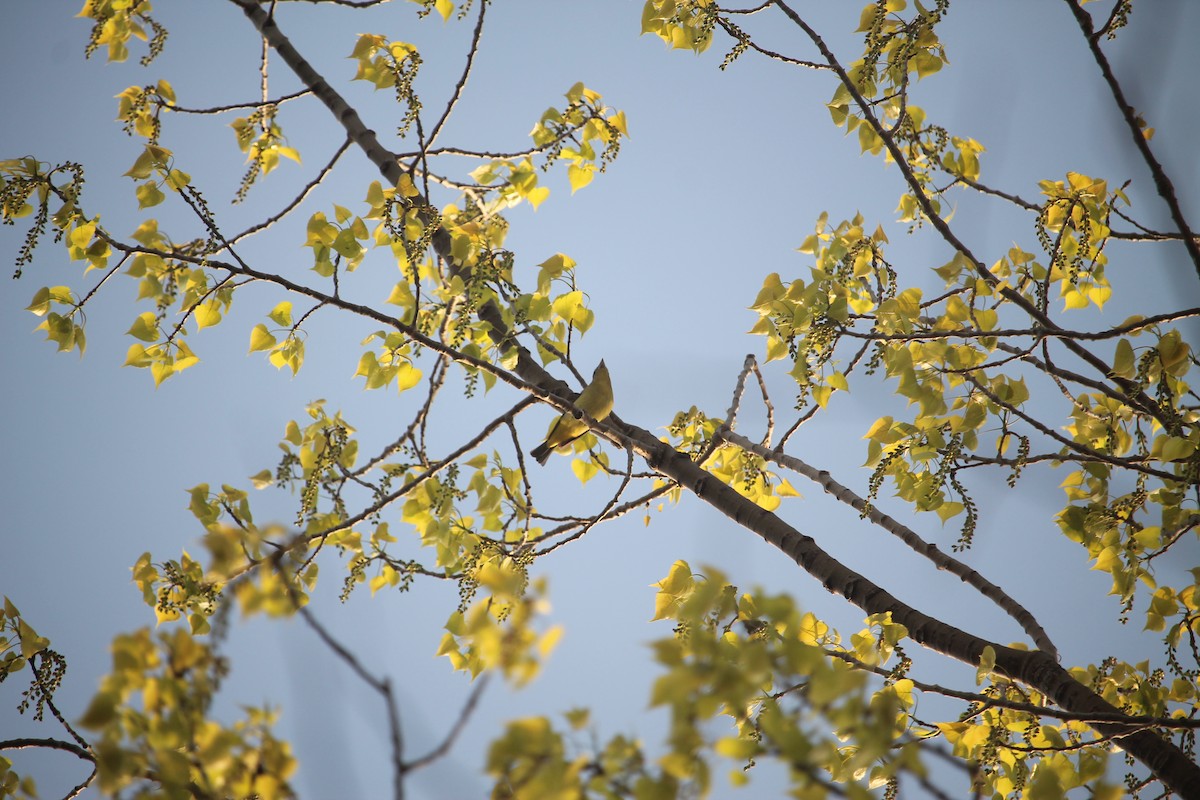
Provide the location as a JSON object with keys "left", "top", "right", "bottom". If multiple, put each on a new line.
{"left": 770, "top": 0, "right": 1175, "bottom": 434}
{"left": 228, "top": 1, "right": 1200, "bottom": 792}
{"left": 0, "top": 736, "right": 94, "bottom": 762}
{"left": 722, "top": 427, "right": 1059, "bottom": 657}
{"left": 1062, "top": 0, "right": 1200, "bottom": 281}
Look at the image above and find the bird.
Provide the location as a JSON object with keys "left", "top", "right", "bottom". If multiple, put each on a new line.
{"left": 529, "top": 360, "right": 613, "bottom": 465}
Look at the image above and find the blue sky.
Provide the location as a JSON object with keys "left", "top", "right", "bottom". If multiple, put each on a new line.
{"left": 3, "top": 2, "right": 1199, "bottom": 797}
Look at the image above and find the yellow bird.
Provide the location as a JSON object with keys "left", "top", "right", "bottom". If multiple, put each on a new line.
{"left": 530, "top": 360, "right": 613, "bottom": 465}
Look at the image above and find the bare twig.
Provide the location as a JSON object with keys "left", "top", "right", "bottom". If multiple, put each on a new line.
{"left": 1063, "top": 0, "right": 1200, "bottom": 280}
{"left": 402, "top": 675, "right": 490, "bottom": 773}
{"left": 227, "top": 138, "right": 353, "bottom": 245}
{"left": 423, "top": 0, "right": 487, "bottom": 150}
{"left": 164, "top": 88, "right": 311, "bottom": 115}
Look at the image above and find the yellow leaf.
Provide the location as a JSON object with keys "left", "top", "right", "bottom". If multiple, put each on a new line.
{"left": 136, "top": 181, "right": 165, "bottom": 208}
{"left": 395, "top": 362, "right": 422, "bottom": 393}
{"left": 249, "top": 324, "right": 277, "bottom": 352}
{"left": 567, "top": 163, "right": 594, "bottom": 193}
{"left": 765, "top": 335, "right": 788, "bottom": 362}
{"left": 124, "top": 343, "right": 151, "bottom": 368}
{"left": 656, "top": 560, "right": 692, "bottom": 594}
{"left": 165, "top": 168, "right": 190, "bottom": 190}
{"left": 571, "top": 458, "right": 598, "bottom": 484}
{"left": 538, "top": 625, "right": 562, "bottom": 657}
{"left": 775, "top": 479, "right": 800, "bottom": 498}
{"left": 397, "top": 173, "right": 420, "bottom": 198}
{"left": 527, "top": 185, "right": 550, "bottom": 209}
{"left": 276, "top": 146, "right": 301, "bottom": 165}
{"left": 715, "top": 736, "right": 758, "bottom": 759}
{"left": 552, "top": 290, "right": 588, "bottom": 326}
{"left": 149, "top": 359, "right": 173, "bottom": 386}
{"left": 127, "top": 311, "right": 159, "bottom": 342}
{"left": 193, "top": 302, "right": 221, "bottom": 330}
{"left": 607, "top": 110, "right": 629, "bottom": 136}
{"left": 936, "top": 721, "right": 970, "bottom": 744}
{"left": 751, "top": 273, "right": 785, "bottom": 308}
{"left": 975, "top": 645, "right": 995, "bottom": 685}
{"left": 268, "top": 301, "right": 293, "bottom": 327}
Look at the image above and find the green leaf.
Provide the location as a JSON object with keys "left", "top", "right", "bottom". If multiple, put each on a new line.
{"left": 125, "top": 144, "right": 171, "bottom": 180}
{"left": 16, "top": 618, "right": 48, "bottom": 658}
{"left": 911, "top": 51, "right": 942, "bottom": 79}
{"left": 78, "top": 691, "right": 118, "bottom": 729}
{"left": 1158, "top": 330, "right": 1190, "bottom": 376}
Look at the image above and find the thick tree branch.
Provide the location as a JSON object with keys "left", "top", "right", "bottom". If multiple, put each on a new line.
{"left": 722, "top": 428, "right": 1059, "bottom": 657}
{"left": 827, "top": 649, "right": 1200, "bottom": 730}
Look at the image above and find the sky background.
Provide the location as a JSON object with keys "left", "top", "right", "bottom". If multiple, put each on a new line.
{"left": 2, "top": 1, "right": 1199, "bottom": 797}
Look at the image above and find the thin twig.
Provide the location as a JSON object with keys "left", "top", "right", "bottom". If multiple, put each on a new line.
{"left": 966, "top": 374, "right": 1179, "bottom": 483}
{"left": 0, "top": 737, "right": 94, "bottom": 762}
{"left": 837, "top": 306, "right": 1200, "bottom": 342}
{"left": 163, "top": 88, "right": 311, "bottom": 115}
{"left": 1063, "top": 0, "right": 1200, "bottom": 280}
{"left": 424, "top": 0, "right": 486, "bottom": 149}
{"left": 226, "top": 137, "right": 352, "bottom": 244}
{"left": 403, "top": 675, "right": 490, "bottom": 773}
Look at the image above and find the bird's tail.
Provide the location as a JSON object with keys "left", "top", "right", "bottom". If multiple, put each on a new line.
{"left": 529, "top": 442, "right": 552, "bottom": 465}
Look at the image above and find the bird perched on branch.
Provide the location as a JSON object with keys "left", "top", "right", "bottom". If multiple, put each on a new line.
{"left": 530, "top": 360, "right": 613, "bottom": 465}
